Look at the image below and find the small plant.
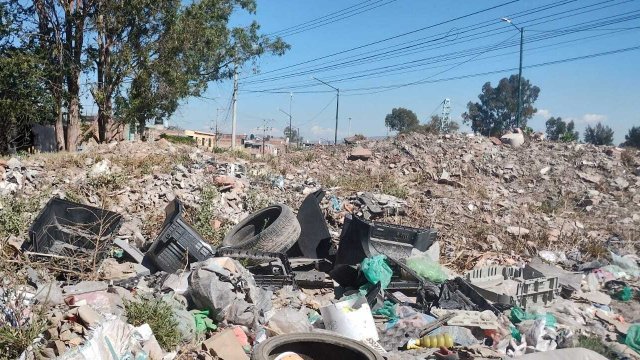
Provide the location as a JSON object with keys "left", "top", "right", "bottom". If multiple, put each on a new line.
{"left": 245, "top": 190, "right": 270, "bottom": 213}
{"left": 87, "top": 173, "right": 127, "bottom": 192}
{"left": 621, "top": 149, "right": 637, "bottom": 169}
{"left": 576, "top": 335, "right": 618, "bottom": 359}
{"left": 187, "top": 185, "right": 228, "bottom": 246}
{"left": 124, "top": 297, "right": 181, "bottom": 351}
{"left": 159, "top": 133, "right": 196, "bottom": 145}
{"left": 0, "top": 195, "right": 44, "bottom": 237}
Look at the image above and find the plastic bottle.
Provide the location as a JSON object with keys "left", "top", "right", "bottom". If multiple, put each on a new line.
{"left": 406, "top": 333, "right": 454, "bottom": 349}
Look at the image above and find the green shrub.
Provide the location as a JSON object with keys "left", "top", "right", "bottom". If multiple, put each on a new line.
{"left": 124, "top": 298, "right": 181, "bottom": 351}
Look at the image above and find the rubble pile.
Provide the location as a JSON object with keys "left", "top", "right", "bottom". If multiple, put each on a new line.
{"left": 0, "top": 134, "right": 639, "bottom": 360}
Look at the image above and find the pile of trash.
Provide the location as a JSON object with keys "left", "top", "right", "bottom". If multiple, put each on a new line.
{"left": 0, "top": 135, "right": 639, "bottom": 360}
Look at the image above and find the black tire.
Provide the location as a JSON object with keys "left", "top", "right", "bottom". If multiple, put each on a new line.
{"left": 223, "top": 204, "right": 301, "bottom": 253}
{"left": 252, "top": 333, "right": 384, "bottom": 360}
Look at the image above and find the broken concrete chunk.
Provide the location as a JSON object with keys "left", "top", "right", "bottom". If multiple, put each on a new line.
{"left": 506, "top": 226, "right": 530, "bottom": 236}
{"left": 77, "top": 305, "right": 102, "bottom": 328}
{"left": 500, "top": 129, "right": 525, "bottom": 148}
{"left": 202, "top": 329, "right": 249, "bottom": 360}
{"left": 6, "top": 157, "right": 22, "bottom": 170}
{"left": 612, "top": 177, "right": 629, "bottom": 190}
{"left": 577, "top": 171, "right": 602, "bottom": 184}
{"left": 540, "top": 166, "right": 551, "bottom": 175}
{"left": 348, "top": 146, "right": 372, "bottom": 161}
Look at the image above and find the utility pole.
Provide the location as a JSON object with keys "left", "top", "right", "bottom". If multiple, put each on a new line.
{"left": 231, "top": 67, "right": 238, "bottom": 149}
{"left": 278, "top": 107, "right": 292, "bottom": 151}
{"left": 501, "top": 17, "right": 524, "bottom": 128}
{"left": 312, "top": 77, "right": 339, "bottom": 145}
{"left": 257, "top": 119, "right": 273, "bottom": 156}
{"left": 212, "top": 108, "right": 224, "bottom": 147}
{"left": 297, "top": 127, "right": 300, "bottom": 147}
{"left": 348, "top": 117, "right": 352, "bottom": 137}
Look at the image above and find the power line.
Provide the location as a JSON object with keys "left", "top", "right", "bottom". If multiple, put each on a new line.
{"left": 241, "top": 0, "right": 633, "bottom": 86}
{"left": 240, "top": 12, "right": 640, "bottom": 93}
{"left": 241, "top": 0, "right": 523, "bottom": 80}
{"left": 296, "top": 95, "right": 338, "bottom": 127}
{"left": 268, "top": 1, "right": 377, "bottom": 36}
{"left": 240, "top": 44, "right": 640, "bottom": 95}
{"left": 273, "top": 1, "right": 398, "bottom": 38}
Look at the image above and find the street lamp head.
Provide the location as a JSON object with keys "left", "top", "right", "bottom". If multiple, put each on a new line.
{"left": 501, "top": 17, "right": 512, "bottom": 23}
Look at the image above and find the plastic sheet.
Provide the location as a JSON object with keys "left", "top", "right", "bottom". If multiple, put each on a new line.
{"left": 361, "top": 255, "right": 392, "bottom": 289}
{"left": 626, "top": 324, "right": 640, "bottom": 354}
{"left": 406, "top": 256, "right": 446, "bottom": 283}
{"left": 268, "top": 308, "right": 312, "bottom": 334}
{"left": 510, "top": 307, "right": 557, "bottom": 328}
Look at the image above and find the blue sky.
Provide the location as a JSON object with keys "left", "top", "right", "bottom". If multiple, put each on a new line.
{"left": 163, "top": 0, "right": 639, "bottom": 143}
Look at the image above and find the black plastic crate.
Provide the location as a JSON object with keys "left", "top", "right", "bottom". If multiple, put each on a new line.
{"left": 335, "top": 215, "right": 438, "bottom": 266}
{"left": 27, "top": 197, "right": 123, "bottom": 257}
{"left": 145, "top": 199, "right": 215, "bottom": 273}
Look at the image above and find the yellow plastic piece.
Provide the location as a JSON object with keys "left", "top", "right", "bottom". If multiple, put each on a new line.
{"left": 414, "top": 334, "right": 454, "bottom": 348}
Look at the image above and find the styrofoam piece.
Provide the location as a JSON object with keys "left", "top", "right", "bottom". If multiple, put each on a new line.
{"left": 431, "top": 309, "right": 499, "bottom": 330}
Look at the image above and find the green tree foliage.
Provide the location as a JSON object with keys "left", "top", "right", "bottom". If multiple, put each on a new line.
{"left": 462, "top": 75, "right": 540, "bottom": 136}
{"left": 115, "top": 0, "right": 288, "bottom": 136}
{"left": 385, "top": 107, "right": 419, "bottom": 133}
{"left": 584, "top": 122, "right": 614, "bottom": 145}
{"left": 545, "top": 117, "right": 579, "bottom": 142}
{"left": 624, "top": 126, "right": 640, "bottom": 148}
{"left": 0, "top": 1, "right": 54, "bottom": 153}
{"left": 284, "top": 126, "right": 303, "bottom": 143}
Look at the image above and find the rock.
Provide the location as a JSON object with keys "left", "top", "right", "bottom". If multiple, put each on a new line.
{"left": 9, "top": 172, "right": 24, "bottom": 188}
{"left": 77, "top": 305, "right": 102, "bottom": 328}
{"left": 348, "top": 146, "right": 372, "bottom": 160}
{"left": 438, "top": 170, "right": 465, "bottom": 188}
{"left": 6, "top": 157, "right": 22, "bottom": 170}
{"left": 89, "top": 159, "right": 111, "bottom": 178}
{"left": 577, "top": 171, "right": 602, "bottom": 184}
{"left": 540, "top": 166, "right": 551, "bottom": 175}
{"left": 488, "top": 137, "right": 503, "bottom": 145}
{"left": 613, "top": 177, "right": 629, "bottom": 190}
{"left": 506, "top": 226, "right": 530, "bottom": 236}
{"left": 578, "top": 291, "right": 611, "bottom": 305}
{"left": 500, "top": 129, "right": 525, "bottom": 148}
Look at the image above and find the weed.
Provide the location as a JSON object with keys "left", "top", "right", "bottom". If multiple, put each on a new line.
{"left": 87, "top": 173, "right": 127, "bottom": 192}
{"left": 576, "top": 335, "right": 618, "bottom": 359}
{"left": 187, "top": 185, "right": 228, "bottom": 246}
{"left": 245, "top": 190, "right": 270, "bottom": 213}
{"left": 320, "top": 171, "right": 409, "bottom": 199}
{"left": 621, "top": 149, "right": 637, "bottom": 169}
{"left": 0, "top": 314, "right": 47, "bottom": 360}
{"left": 124, "top": 297, "right": 181, "bottom": 351}
{"left": 159, "top": 133, "right": 196, "bottom": 145}
{"left": 0, "top": 195, "right": 44, "bottom": 237}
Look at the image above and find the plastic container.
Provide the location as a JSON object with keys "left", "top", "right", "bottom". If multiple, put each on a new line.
{"left": 335, "top": 215, "right": 437, "bottom": 266}
{"left": 465, "top": 265, "right": 558, "bottom": 309}
{"left": 27, "top": 197, "right": 123, "bottom": 257}
{"left": 320, "top": 297, "right": 379, "bottom": 341}
{"left": 216, "top": 248, "right": 296, "bottom": 289}
{"left": 145, "top": 199, "right": 214, "bottom": 273}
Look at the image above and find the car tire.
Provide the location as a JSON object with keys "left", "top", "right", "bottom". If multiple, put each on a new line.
{"left": 251, "top": 333, "right": 384, "bottom": 360}
{"left": 222, "top": 204, "right": 300, "bottom": 253}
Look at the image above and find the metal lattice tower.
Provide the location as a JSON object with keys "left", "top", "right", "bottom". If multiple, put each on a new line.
{"left": 441, "top": 98, "right": 451, "bottom": 132}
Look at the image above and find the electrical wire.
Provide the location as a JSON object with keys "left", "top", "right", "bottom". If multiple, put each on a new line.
{"left": 241, "top": 0, "right": 634, "bottom": 86}
{"left": 240, "top": 13, "right": 640, "bottom": 93}
{"left": 241, "top": 0, "right": 523, "bottom": 80}
{"left": 274, "top": 1, "right": 398, "bottom": 38}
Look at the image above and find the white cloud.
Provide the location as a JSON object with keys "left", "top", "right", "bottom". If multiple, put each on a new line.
{"left": 581, "top": 113, "right": 607, "bottom": 124}
{"left": 536, "top": 108, "right": 551, "bottom": 118}
{"left": 310, "top": 125, "right": 334, "bottom": 136}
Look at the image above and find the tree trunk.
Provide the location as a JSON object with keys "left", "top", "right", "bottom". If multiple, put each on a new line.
{"left": 54, "top": 94, "right": 65, "bottom": 151}
{"left": 66, "top": 92, "right": 80, "bottom": 151}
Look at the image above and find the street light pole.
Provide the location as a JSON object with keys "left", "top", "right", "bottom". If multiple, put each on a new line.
{"left": 278, "top": 107, "right": 292, "bottom": 150}
{"left": 312, "top": 77, "right": 339, "bottom": 145}
{"left": 501, "top": 17, "right": 524, "bottom": 129}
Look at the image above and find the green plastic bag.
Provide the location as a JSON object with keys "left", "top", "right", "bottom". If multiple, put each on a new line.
{"left": 192, "top": 309, "right": 217, "bottom": 333}
{"left": 615, "top": 286, "right": 634, "bottom": 302}
{"left": 510, "top": 307, "right": 556, "bottom": 328}
{"left": 406, "top": 256, "right": 447, "bottom": 283}
{"left": 361, "top": 255, "right": 392, "bottom": 289}
{"left": 372, "top": 301, "right": 397, "bottom": 320}
{"left": 625, "top": 324, "right": 640, "bottom": 354}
